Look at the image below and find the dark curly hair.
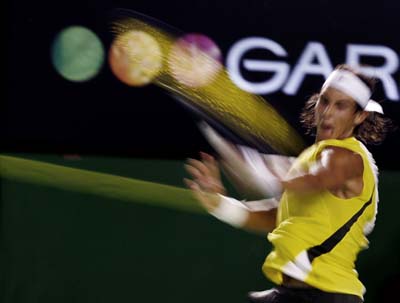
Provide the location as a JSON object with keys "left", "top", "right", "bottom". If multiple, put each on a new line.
{"left": 300, "top": 64, "right": 395, "bottom": 145}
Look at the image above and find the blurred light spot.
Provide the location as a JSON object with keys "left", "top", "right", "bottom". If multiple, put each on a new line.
{"left": 109, "top": 30, "right": 163, "bottom": 86}
{"left": 168, "top": 33, "right": 223, "bottom": 88}
{"left": 51, "top": 26, "right": 104, "bottom": 82}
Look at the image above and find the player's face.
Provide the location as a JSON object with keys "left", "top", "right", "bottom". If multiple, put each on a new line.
{"left": 315, "top": 87, "right": 367, "bottom": 142}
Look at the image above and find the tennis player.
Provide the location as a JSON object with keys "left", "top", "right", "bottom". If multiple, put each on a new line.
{"left": 184, "top": 64, "right": 392, "bottom": 303}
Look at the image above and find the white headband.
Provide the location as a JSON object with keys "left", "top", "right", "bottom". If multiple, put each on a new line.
{"left": 323, "top": 70, "right": 383, "bottom": 114}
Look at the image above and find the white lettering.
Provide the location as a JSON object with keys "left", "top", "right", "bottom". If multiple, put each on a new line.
{"left": 226, "top": 37, "right": 290, "bottom": 94}
{"left": 226, "top": 37, "right": 399, "bottom": 101}
{"left": 283, "top": 42, "right": 333, "bottom": 95}
{"left": 346, "top": 44, "right": 399, "bottom": 100}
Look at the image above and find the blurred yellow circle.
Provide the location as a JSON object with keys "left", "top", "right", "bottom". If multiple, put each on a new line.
{"left": 109, "top": 30, "right": 163, "bottom": 86}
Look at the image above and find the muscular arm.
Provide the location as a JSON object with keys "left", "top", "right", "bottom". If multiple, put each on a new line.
{"left": 281, "top": 146, "right": 364, "bottom": 193}
{"left": 242, "top": 148, "right": 362, "bottom": 233}
{"left": 183, "top": 186, "right": 278, "bottom": 234}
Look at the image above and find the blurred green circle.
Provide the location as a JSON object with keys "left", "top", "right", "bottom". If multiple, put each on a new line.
{"left": 51, "top": 26, "right": 104, "bottom": 82}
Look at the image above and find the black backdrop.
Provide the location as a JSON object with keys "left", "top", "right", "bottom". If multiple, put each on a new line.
{"left": 4, "top": 0, "right": 400, "bottom": 165}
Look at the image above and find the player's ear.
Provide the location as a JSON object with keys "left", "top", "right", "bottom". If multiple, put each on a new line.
{"left": 354, "top": 110, "right": 369, "bottom": 126}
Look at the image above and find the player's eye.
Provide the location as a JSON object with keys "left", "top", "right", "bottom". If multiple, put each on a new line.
{"left": 319, "top": 97, "right": 329, "bottom": 105}
{"left": 336, "top": 102, "right": 347, "bottom": 110}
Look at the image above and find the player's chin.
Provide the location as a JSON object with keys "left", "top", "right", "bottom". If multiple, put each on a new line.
{"left": 316, "top": 128, "right": 335, "bottom": 141}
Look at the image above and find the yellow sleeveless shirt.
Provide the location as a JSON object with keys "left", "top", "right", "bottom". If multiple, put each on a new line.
{"left": 262, "top": 137, "right": 378, "bottom": 299}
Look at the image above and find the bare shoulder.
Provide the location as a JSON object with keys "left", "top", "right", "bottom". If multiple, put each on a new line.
{"left": 320, "top": 146, "right": 363, "bottom": 176}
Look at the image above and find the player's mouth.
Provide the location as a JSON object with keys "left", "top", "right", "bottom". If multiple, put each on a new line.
{"left": 320, "top": 124, "right": 333, "bottom": 130}
{"left": 318, "top": 123, "right": 334, "bottom": 137}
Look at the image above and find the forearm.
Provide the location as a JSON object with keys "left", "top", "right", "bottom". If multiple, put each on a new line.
{"left": 243, "top": 209, "right": 277, "bottom": 234}
{"left": 210, "top": 195, "right": 277, "bottom": 234}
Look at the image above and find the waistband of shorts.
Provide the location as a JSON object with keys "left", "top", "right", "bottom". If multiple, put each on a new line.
{"left": 282, "top": 274, "right": 314, "bottom": 289}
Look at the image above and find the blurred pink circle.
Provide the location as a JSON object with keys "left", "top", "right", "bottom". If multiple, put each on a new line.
{"left": 168, "top": 33, "right": 223, "bottom": 88}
